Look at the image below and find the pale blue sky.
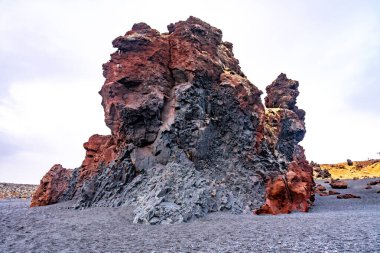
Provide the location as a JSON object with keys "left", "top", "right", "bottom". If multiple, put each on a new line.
{"left": 1, "top": 0, "right": 379, "bottom": 183}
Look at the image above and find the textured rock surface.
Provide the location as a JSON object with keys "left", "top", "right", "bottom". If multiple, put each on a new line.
{"left": 337, "top": 194, "right": 361, "bottom": 199}
{"left": 330, "top": 180, "right": 348, "bottom": 189}
{"left": 30, "top": 165, "right": 72, "bottom": 207}
{"left": 31, "top": 17, "right": 314, "bottom": 223}
{"left": 79, "top": 134, "right": 116, "bottom": 184}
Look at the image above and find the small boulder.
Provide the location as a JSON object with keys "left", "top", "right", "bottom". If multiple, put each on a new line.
{"left": 330, "top": 180, "right": 348, "bottom": 189}
{"left": 316, "top": 185, "right": 326, "bottom": 191}
{"left": 328, "top": 190, "right": 340, "bottom": 195}
{"left": 337, "top": 194, "right": 361, "bottom": 199}
{"left": 347, "top": 159, "right": 353, "bottom": 166}
{"left": 365, "top": 186, "right": 372, "bottom": 190}
{"left": 367, "top": 180, "right": 380, "bottom": 186}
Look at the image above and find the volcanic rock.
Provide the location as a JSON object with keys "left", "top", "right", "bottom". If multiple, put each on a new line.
{"left": 31, "top": 17, "right": 314, "bottom": 223}
{"left": 316, "top": 185, "right": 326, "bottom": 192}
{"left": 367, "top": 180, "right": 380, "bottom": 186}
{"left": 347, "top": 159, "right": 353, "bottom": 166}
{"left": 30, "top": 165, "right": 72, "bottom": 207}
{"left": 330, "top": 180, "right": 348, "bottom": 189}
{"left": 328, "top": 190, "right": 340, "bottom": 195}
{"left": 337, "top": 194, "right": 361, "bottom": 199}
{"left": 79, "top": 134, "right": 117, "bottom": 184}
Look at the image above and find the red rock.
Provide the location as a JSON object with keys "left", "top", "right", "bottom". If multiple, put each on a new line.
{"left": 367, "top": 180, "right": 380, "bottom": 186}
{"left": 328, "top": 190, "right": 340, "bottom": 195}
{"left": 330, "top": 180, "right": 348, "bottom": 189}
{"left": 78, "top": 134, "right": 117, "bottom": 184}
{"left": 30, "top": 164, "right": 72, "bottom": 207}
{"left": 337, "top": 194, "right": 361, "bottom": 199}
{"left": 255, "top": 160, "right": 314, "bottom": 214}
{"left": 264, "top": 73, "right": 305, "bottom": 120}
{"left": 365, "top": 186, "right": 372, "bottom": 189}
{"left": 32, "top": 17, "right": 315, "bottom": 222}
{"left": 316, "top": 185, "right": 327, "bottom": 191}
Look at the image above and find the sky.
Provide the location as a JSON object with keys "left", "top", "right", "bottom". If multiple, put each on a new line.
{"left": 0, "top": 0, "right": 379, "bottom": 184}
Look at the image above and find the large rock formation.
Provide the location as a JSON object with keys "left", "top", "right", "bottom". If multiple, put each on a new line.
{"left": 31, "top": 17, "right": 314, "bottom": 223}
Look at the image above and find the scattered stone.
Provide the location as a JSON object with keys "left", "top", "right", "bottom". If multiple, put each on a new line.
{"left": 337, "top": 194, "right": 361, "bottom": 199}
{"left": 365, "top": 186, "right": 372, "bottom": 190}
{"left": 330, "top": 180, "right": 348, "bottom": 189}
{"left": 367, "top": 180, "right": 380, "bottom": 186}
{"left": 0, "top": 183, "right": 38, "bottom": 200}
{"left": 316, "top": 185, "right": 326, "bottom": 191}
{"left": 328, "top": 190, "right": 340, "bottom": 195}
{"left": 347, "top": 159, "right": 353, "bottom": 166}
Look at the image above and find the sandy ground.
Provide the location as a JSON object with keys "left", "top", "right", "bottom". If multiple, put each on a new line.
{"left": 1, "top": 178, "right": 379, "bottom": 253}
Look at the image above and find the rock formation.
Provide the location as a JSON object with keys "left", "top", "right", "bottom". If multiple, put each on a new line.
{"left": 31, "top": 17, "right": 314, "bottom": 223}
{"left": 30, "top": 164, "right": 72, "bottom": 207}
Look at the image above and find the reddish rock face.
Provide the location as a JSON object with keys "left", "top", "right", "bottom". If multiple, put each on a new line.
{"left": 30, "top": 164, "right": 72, "bottom": 207}
{"left": 255, "top": 160, "right": 314, "bottom": 214}
{"left": 265, "top": 73, "right": 305, "bottom": 120}
{"left": 32, "top": 17, "right": 315, "bottom": 223}
{"left": 79, "top": 134, "right": 116, "bottom": 184}
{"left": 255, "top": 73, "right": 314, "bottom": 215}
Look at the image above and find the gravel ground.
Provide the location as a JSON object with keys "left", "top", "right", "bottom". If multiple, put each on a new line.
{"left": 1, "top": 178, "right": 379, "bottom": 253}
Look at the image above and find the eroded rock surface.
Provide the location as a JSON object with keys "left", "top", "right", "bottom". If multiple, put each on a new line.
{"left": 31, "top": 17, "right": 314, "bottom": 223}
{"left": 30, "top": 165, "right": 72, "bottom": 207}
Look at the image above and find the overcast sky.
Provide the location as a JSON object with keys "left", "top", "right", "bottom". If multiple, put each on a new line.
{"left": 1, "top": 0, "right": 379, "bottom": 184}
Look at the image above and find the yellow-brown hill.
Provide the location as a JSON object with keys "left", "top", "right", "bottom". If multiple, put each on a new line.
{"left": 320, "top": 159, "right": 380, "bottom": 179}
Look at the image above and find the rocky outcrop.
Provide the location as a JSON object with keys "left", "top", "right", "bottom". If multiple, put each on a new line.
{"left": 31, "top": 17, "right": 314, "bottom": 223}
{"left": 312, "top": 162, "right": 331, "bottom": 179}
{"left": 265, "top": 73, "right": 305, "bottom": 121}
{"left": 79, "top": 134, "right": 116, "bottom": 184}
{"left": 30, "top": 165, "right": 72, "bottom": 207}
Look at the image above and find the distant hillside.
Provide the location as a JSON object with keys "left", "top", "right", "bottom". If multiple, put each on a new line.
{"left": 0, "top": 183, "right": 38, "bottom": 200}
{"left": 320, "top": 159, "right": 380, "bottom": 179}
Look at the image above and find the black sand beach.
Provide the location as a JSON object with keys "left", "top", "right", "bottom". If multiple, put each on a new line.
{"left": 1, "top": 178, "right": 379, "bottom": 253}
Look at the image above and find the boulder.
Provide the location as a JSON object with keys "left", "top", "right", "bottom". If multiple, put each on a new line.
{"left": 328, "top": 190, "right": 340, "bottom": 195}
{"left": 330, "top": 180, "right": 348, "bottom": 189}
{"left": 337, "top": 194, "right": 361, "bottom": 199}
{"left": 30, "top": 165, "right": 72, "bottom": 207}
